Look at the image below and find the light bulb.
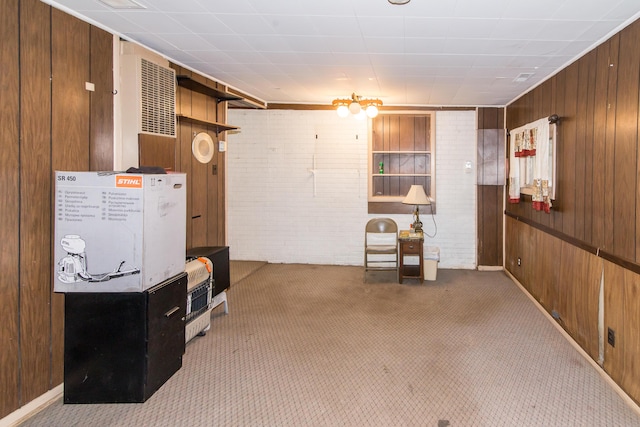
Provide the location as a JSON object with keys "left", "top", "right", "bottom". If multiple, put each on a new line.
{"left": 336, "top": 105, "right": 349, "bottom": 118}
{"left": 354, "top": 110, "right": 366, "bottom": 120}
{"left": 366, "top": 104, "right": 379, "bottom": 118}
{"left": 348, "top": 101, "right": 361, "bottom": 115}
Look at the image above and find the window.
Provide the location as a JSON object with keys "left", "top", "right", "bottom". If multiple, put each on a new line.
{"left": 368, "top": 113, "right": 435, "bottom": 214}
{"left": 508, "top": 117, "right": 557, "bottom": 213}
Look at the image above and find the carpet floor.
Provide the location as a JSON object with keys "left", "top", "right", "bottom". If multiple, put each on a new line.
{"left": 20, "top": 264, "right": 640, "bottom": 426}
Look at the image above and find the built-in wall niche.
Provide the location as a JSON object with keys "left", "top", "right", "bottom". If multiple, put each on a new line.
{"left": 368, "top": 113, "right": 436, "bottom": 214}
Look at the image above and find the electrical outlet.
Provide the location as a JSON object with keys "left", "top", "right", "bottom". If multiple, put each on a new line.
{"left": 517, "top": 257, "right": 521, "bottom": 266}
{"left": 607, "top": 327, "right": 615, "bottom": 347}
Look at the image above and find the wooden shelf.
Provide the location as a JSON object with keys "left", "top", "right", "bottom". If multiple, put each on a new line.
{"left": 176, "top": 114, "right": 238, "bottom": 133}
{"left": 176, "top": 75, "right": 242, "bottom": 102}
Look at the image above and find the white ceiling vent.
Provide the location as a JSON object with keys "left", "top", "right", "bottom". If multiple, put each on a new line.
{"left": 139, "top": 58, "right": 176, "bottom": 137}
{"left": 514, "top": 73, "right": 535, "bottom": 83}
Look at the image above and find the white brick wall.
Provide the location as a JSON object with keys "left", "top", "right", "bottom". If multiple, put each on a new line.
{"left": 227, "top": 109, "right": 477, "bottom": 269}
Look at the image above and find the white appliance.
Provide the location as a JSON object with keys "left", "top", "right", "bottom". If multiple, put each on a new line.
{"left": 54, "top": 171, "right": 186, "bottom": 293}
{"left": 185, "top": 257, "right": 214, "bottom": 343}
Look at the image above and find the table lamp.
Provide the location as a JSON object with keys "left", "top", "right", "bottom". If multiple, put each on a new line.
{"left": 402, "top": 185, "right": 430, "bottom": 233}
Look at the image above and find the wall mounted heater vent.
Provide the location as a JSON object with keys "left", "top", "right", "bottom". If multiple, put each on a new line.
{"left": 139, "top": 58, "right": 176, "bottom": 137}
{"left": 118, "top": 41, "right": 176, "bottom": 169}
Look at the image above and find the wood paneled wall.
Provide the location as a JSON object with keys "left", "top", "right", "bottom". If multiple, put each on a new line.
{"left": 172, "top": 64, "right": 226, "bottom": 249}
{"left": 477, "top": 108, "right": 504, "bottom": 266}
{"left": 506, "top": 20, "right": 640, "bottom": 263}
{"left": 505, "top": 18, "right": 640, "bottom": 404}
{"left": 604, "top": 261, "right": 640, "bottom": 403}
{"left": 1, "top": 0, "right": 21, "bottom": 417}
{"left": 506, "top": 218, "right": 601, "bottom": 358}
{"left": 0, "top": 0, "right": 113, "bottom": 417}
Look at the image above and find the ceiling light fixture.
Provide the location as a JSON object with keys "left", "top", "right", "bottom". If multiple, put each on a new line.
{"left": 332, "top": 93, "right": 382, "bottom": 119}
{"left": 388, "top": 0, "right": 411, "bottom": 4}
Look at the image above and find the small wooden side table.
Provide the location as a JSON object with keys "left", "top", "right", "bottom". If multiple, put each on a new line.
{"left": 398, "top": 231, "right": 424, "bottom": 283}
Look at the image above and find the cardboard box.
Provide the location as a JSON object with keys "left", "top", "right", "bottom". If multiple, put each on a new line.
{"left": 54, "top": 171, "right": 186, "bottom": 292}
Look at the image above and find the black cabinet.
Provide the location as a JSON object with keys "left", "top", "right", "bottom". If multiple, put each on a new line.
{"left": 187, "top": 246, "right": 230, "bottom": 296}
{"left": 63, "top": 272, "right": 187, "bottom": 404}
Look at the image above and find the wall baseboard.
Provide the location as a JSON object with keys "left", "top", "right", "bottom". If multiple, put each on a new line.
{"left": 0, "top": 384, "right": 63, "bottom": 427}
{"left": 477, "top": 265, "right": 503, "bottom": 271}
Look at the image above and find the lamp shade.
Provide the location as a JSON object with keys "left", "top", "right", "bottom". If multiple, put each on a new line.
{"left": 402, "top": 185, "right": 430, "bottom": 205}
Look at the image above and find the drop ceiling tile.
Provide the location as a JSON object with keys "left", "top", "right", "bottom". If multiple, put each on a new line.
{"left": 555, "top": 40, "right": 597, "bottom": 56}
{"left": 367, "top": 53, "right": 407, "bottom": 66}
{"left": 501, "top": 0, "right": 567, "bottom": 19}
{"left": 224, "top": 51, "right": 274, "bottom": 65}
{"left": 353, "top": 0, "right": 457, "bottom": 18}
{"left": 203, "top": 34, "right": 254, "bottom": 52}
{"left": 403, "top": 38, "right": 448, "bottom": 55}
{"left": 311, "top": 16, "right": 362, "bottom": 37}
{"left": 219, "top": 14, "right": 276, "bottom": 35}
{"left": 174, "top": 13, "right": 233, "bottom": 35}
{"left": 452, "top": 0, "right": 511, "bottom": 18}
{"left": 551, "top": 0, "right": 623, "bottom": 20}
{"left": 125, "top": 12, "right": 191, "bottom": 33}
{"left": 330, "top": 52, "right": 373, "bottom": 66}
{"left": 240, "top": 35, "right": 292, "bottom": 52}
{"left": 181, "top": 49, "right": 235, "bottom": 64}
{"left": 136, "top": 0, "right": 206, "bottom": 13}
{"left": 285, "top": 36, "right": 332, "bottom": 54}
{"left": 471, "top": 55, "right": 518, "bottom": 67}
{"left": 324, "top": 36, "right": 368, "bottom": 53}
{"left": 534, "top": 20, "right": 600, "bottom": 41}
{"left": 441, "top": 39, "right": 493, "bottom": 55}
{"left": 357, "top": 16, "right": 405, "bottom": 38}
{"left": 196, "top": 0, "right": 256, "bottom": 14}
{"left": 604, "top": 3, "right": 640, "bottom": 20}
{"left": 158, "top": 34, "right": 214, "bottom": 51}
{"left": 162, "top": 49, "right": 200, "bottom": 64}
{"left": 363, "top": 37, "right": 406, "bottom": 55}
{"left": 521, "top": 40, "right": 572, "bottom": 56}
{"left": 443, "top": 19, "right": 502, "bottom": 38}
{"left": 82, "top": 11, "right": 146, "bottom": 33}
{"left": 490, "top": 19, "right": 550, "bottom": 40}
{"left": 404, "top": 18, "right": 453, "bottom": 38}
{"left": 247, "top": 0, "right": 351, "bottom": 16}
{"left": 576, "top": 20, "right": 631, "bottom": 41}
{"left": 263, "top": 15, "right": 320, "bottom": 36}
{"left": 402, "top": 54, "right": 472, "bottom": 68}
{"left": 263, "top": 52, "right": 335, "bottom": 66}
{"left": 470, "top": 67, "right": 518, "bottom": 79}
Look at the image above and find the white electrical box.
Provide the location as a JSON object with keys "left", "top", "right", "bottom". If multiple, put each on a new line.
{"left": 54, "top": 171, "right": 186, "bottom": 293}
